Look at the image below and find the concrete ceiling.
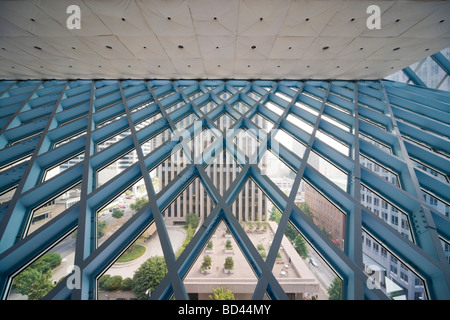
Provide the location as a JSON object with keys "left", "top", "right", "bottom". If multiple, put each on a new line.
{"left": 0, "top": 0, "right": 449, "bottom": 80}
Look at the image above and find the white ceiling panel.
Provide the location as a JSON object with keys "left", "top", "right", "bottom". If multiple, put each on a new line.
{"left": 0, "top": 0, "right": 449, "bottom": 80}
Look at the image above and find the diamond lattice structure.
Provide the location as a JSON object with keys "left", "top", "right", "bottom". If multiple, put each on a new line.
{"left": 0, "top": 79, "right": 448, "bottom": 300}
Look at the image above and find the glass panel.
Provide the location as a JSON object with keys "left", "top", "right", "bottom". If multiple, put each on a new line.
{"left": 322, "top": 114, "right": 350, "bottom": 132}
{"left": 214, "top": 113, "right": 235, "bottom": 131}
{"left": 53, "top": 131, "right": 87, "bottom": 149}
{"left": 231, "top": 100, "right": 250, "bottom": 114}
{"left": 359, "top": 133, "right": 392, "bottom": 154}
{"left": 96, "top": 148, "right": 138, "bottom": 188}
{"left": 307, "top": 151, "right": 348, "bottom": 192}
{"left": 97, "top": 223, "right": 166, "bottom": 300}
{"left": 265, "top": 101, "right": 283, "bottom": 116}
{"left": 250, "top": 113, "right": 274, "bottom": 133}
{"left": 360, "top": 154, "right": 400, "bottom": 188}
{"left": 258, "top": 150, "right": 296, "bottom": 196}
{"left": 134, "top": 112, "right": 163, "bottom": 132}
{"left": 422, "top": 190, "right": 449, "bottom": 218}
{"left": 233, "top": 129, "right": 261, "bottom": 160}
{"left": 272, "top": 129, "right": 306, "bottom": 160}
{"left": 232, "top": 179, "right": 268, "bottom": 223}
{"left": 175, "top": 113, "right": 198, "bottom": 130}
{"left": 362, "top": 230, "right": 427, "bottom": 300}
{"left": 140, "top": 128, "right": 171, "bottom": 157}
{"left": 7, "top": 230, "right": 77, "bottom": 300}
{"left": 316, "top": 130, "right": 349, "bottom": 156}
{"left": 268, "top": 216, "right": 342, "bottom": 300}
{"left": 95, "top": 129, "right": 131, "bottom": 153}
{"left": 150, "top": 146, "right": 189, "bottom": 195}
{"left": 43, "top": 153, "right": 84, "bottom": 182}
{"left": 187, "top": 129, "right": 216, "bottom": 161}
{"left": 205, "top": 149, "right": 242, "bottom": 196}
{"left": 97, "top": 178, "right": 148, "bottom": 247}
{"left": 26, "top": 182, "right": 81, "bottom": 237}
{"left": 199, "top": 100, "right": 218, "bottom": 114}
{"left": 184, "top": 220, "right": 257, "bottom": 300}
{"left": 360, "top": 185, "right": 413, "bottom": 242}
{"left": 161, "top": 177, "right": 215, "bottom": 259}
{"left": 295, "top": 101, "right": 319, "bottom": 116}
{"left": 300, "top": 179, "right": 346, "bottom": 250}
{"left": 286, "top": 114, "right": 314, "bottom": 134}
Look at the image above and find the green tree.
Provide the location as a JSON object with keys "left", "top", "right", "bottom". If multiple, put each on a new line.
{"left": 201, "top": 255, "right": 212, "bottom": 271}
{"left": 269, "top": 206, "right": 282, "bottom": 223}
{"left": 130, "top": 197, "right": 149, "bottom": 212}
{"left": 298, "top": 202, "right": 314, "bottom": 220}
{"left": 294, "top": 234, "right": 309, "bottom": 259}
{"left": 27, "top": 271, "right": 55, "bottom": 300}
{"left": 121, "top": 277, "right": 133, "bottom": 291}
{"left": 12, "top": 252, "right": 61, "bottom": 299}
{"left": 131, "top": 256, "right": 167, "bottom": 300}
{"left": 104, "top": 275, "right": 123, "bottom": 291}
{"left": 98, "top": 221, "right": 107, "bottom": 238}
{"left": 328, "top": 277, "right": 342, "bottom": 300}
{"left": 186, "top": 213, "right": 199, "bottom": 229}
{"left": 209, "top": 287, "right": 235, "bottom": 300}
{"left": 112, "top": 208, "right": 124, "bottom": 219}
{"left": 224, "top": 257, "right": 234, "bottom": 270}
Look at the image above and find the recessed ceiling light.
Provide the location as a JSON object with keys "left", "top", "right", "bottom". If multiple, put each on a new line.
{"left": 322, "top": 46, "right": 329, "bottom": 50}
{"left": 178, "top": 45, "right": 184, "bottom": 49}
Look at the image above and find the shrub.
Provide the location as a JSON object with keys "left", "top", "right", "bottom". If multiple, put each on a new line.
{"left": 224, "top": 257, "right": 234, "bottom": 270}
{"left": 98, "top": 274, "right": 111, "bottom": 290}
{"left": 112, "top": 208, "right": 124, "bottom": 219}
{"left": 225, "top": 240, "right": 233, "bottom": 250}
{"left": 104, "top": 275, "right": 123, "bottom": 291}
{"left": 121, "top": 277, "right": 133, "bottom": 291}
{"left": 186, "top": 213, "right": 199, "bottom": 229}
